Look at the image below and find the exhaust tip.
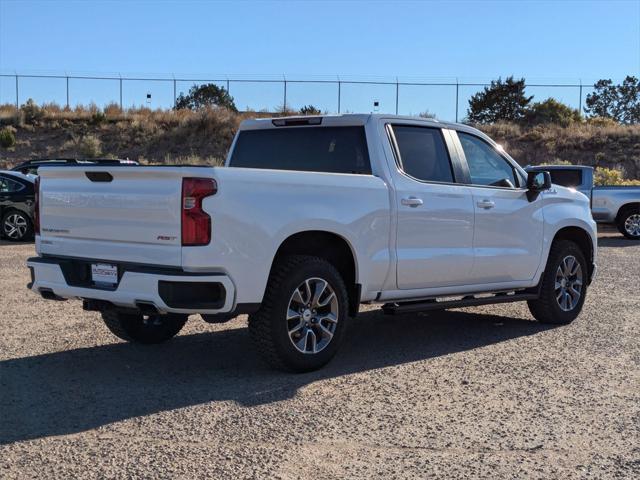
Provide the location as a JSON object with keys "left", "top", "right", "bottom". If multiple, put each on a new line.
{"left": 135, "top": 301, "right": 160, "bottom": 315}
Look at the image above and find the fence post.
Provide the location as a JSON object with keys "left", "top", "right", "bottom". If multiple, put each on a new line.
{"left": 283, "top": 78, "right": 287, "bottom": 112}
{"left": 455, "top": 79, "right": 459, "bottom": 123}
{"left": 579, "top": 81, "right": 583, "bottom": 114}
{"left": 337, "top": 78, "right": 341, "bottom": 114}
{"left": 15, "top": 75, "right": 19, "bottom": 108}
{"left": 66, "top": 76, "right": 69, "bottom": 109}
{"left": 173, "top": 78, "right": 177, "bottom": 109}
{"left": 395, "top": 78, "right": 399, "bottom": 115}
{"left": 119, "top": 76, "right": 123, "bottom": 110}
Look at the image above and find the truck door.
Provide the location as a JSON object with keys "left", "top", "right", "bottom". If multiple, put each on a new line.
{"left": 454, "top": 131, "right": 544, "bottom": 283}
{"left": 387, "top": 124, "right": 475, "bottom": 289}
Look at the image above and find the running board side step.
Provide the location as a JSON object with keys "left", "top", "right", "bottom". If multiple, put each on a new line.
{"left": 382, "top": 292, "right": 539, "bottom": 315}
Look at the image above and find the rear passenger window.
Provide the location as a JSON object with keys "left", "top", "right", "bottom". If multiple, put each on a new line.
{"left": 391, "top": 126, "right": 454, "bottom": 183}
{"left": 229, "top": 126, "right": 371, "bottom": 174}
{"left": 0, "top": 177, "right": 24, "bottom": 193}
{"left": 548, "top": 169, "right": 582, "bottom": 187}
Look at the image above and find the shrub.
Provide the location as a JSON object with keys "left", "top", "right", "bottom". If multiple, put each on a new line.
{"left": 523, "top": 98, "right": 581, "bottom": 127}
{"left": 594, "top": 167, "right": 640, "bottom": 186}
{"left": 419, "top": 110, "right": 436, "bottom": 119}
{"left": 299, "top": 105, "right": 321, "bottom": 115}
{"left": 586, "top": 116, "right": 618, "bottom": 128}
{"left": 0, "top": 126, "right": 16, "bottom": 148}
{"left": 78, "top": 135, "right": 102, "bottom": 158}
{"left": 274, "top": 104, "right": 297, "bottom": 116}
{"left": 20, "top": 99, "right": 44, "bottom": 125}
{"left": 91, "top": 110, "right": 107, "bottom": 125}
{"left": 539, "top": 159, "right": 573, "bottom": 166}
{"left": 104, "top": 103, "right": 123, "bottom": 117}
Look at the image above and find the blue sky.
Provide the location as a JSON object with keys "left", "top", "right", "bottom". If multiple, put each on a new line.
{"left": 1, "top": 0, "right": 639, "bottom": 120}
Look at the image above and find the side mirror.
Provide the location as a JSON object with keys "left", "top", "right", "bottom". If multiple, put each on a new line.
{"left": 526, "top": 170, "right": 551, "bottom": 201}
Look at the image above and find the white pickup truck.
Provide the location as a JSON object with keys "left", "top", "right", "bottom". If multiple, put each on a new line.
{"left": 28, "top": 114, "right": 598, "bottom": 372}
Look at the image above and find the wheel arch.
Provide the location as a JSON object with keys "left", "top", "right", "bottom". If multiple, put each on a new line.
{"left": 615, "top": 202, "right": 640, "bottom": 223}
{"left": 551, "top": 226, "right": 595, "bottom": 282}
{"left": 1, "top": 206, "right": 32, "bottom": 220}
{"left": 270, "top": 230, "right": 360, "bottom": 316}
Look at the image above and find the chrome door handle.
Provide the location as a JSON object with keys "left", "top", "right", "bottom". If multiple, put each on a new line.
{"left": 476, "top": 200, "right": 495, "bottom": 209}
{"left": 401, "top": 196, "right": 423, "bottom": 207}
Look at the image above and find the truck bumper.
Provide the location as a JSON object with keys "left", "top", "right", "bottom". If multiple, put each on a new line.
{"left": 27, "top": 256, "right": 236, "bottom": 315}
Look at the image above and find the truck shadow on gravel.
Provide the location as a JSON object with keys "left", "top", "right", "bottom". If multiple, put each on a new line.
{"left": 597, "top": 236, "right": 639, "bottom": 248}
{"left": 0, "top": 239, "right": 34, "bottom": 246}
{"left": 0, "top": 309, "right": 557, "bottom": 445}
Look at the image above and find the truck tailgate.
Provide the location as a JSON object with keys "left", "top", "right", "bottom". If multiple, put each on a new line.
{"left": 37, "top": 166, "right": 211, "bottom": 266}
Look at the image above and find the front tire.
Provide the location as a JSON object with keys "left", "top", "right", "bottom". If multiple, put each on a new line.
{"left": 101, "top": 310, "right": 188, "bottom": 344}
{"left": 527, "top": 240, "right": 588, "bottom": 325}
{"left": 617, "top": 206, "right": 640, "bottom": 240}
{"left": 2, "top": 210, "right": 33, "bottom": 241}
{"left": 248, "top": 255, "right": 349, "bottom": 372}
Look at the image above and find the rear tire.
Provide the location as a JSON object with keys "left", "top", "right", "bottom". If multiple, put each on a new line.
{"left": 527, "top": 240, "right": 588, "bottom": 325}
{"left": 248, "top": 255, "right": 349, "bottom": 372}
{"left": 101, "top": 310, "right": 188, "bottom": 344}
{"left": 616, "top": 206, "right": 640, "bottom": 240}
{"left": 2, "top": 210, "right": 33, "bottom": 241}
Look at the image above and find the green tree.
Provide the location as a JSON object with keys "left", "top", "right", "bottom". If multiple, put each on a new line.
{"left": 467, "top": 76, "right": 533, "bottom": 124}
{"left": 299, "top": 105, "right": 321, "bottom": 115}
{"left": 584, "top": 76, "right": 640, "bottom": 124}
{"left": 175, "top": 84, "right": 237, "bottom": 112}
{"left": 523, "top": 98, "right": 581, "bottom": 126}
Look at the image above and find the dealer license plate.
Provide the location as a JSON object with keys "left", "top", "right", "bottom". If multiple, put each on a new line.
{"left": 91, "top": 263, "right": 118, "bottom": 286}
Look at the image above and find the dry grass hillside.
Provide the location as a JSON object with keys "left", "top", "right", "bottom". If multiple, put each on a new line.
{"left": 1, "top": 103, "right": 639, "bottom": 179}
{"left": 482, "top": 122, "right": 640, "bottom": 179}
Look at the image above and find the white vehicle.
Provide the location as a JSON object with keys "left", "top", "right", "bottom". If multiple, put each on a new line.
{"left": 28, "top": 115, "right": 597, "bottom": 371}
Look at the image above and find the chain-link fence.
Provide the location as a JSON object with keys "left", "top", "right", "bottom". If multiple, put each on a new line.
{"left": 0, "top": 72, "right": 600, "bottom": 122}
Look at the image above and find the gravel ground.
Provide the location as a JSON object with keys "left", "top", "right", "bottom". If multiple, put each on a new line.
{"left": 1, "top": 231, "right": 638, "bottom": 479}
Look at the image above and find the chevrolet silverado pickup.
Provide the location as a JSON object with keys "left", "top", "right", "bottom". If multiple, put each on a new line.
{"left": 28, "top": 114, "right": 598, "bottom": 372}
{"left": 527, "top": 165, "right": 640, "bottom": 240}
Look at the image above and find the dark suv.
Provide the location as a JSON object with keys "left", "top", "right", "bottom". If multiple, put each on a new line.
{"left": 11, "top": 158, "right": 138, "bottom": 175}
{"left": 0, "top": 171, "right": 36, "bottom": 242}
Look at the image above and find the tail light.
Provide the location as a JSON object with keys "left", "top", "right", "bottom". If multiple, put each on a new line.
{"left": 34, "top": 176, "right": 40, "bottom": 235}
{"left": 181, "top": 177, "right": 216, "bottom": 246}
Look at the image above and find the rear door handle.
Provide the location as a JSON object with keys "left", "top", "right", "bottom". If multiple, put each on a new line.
{"left": 401, "top": 196, "right": 423, "bottom": 207}
{"left": 476, "top": 199, "right": 495, "bottom": 209}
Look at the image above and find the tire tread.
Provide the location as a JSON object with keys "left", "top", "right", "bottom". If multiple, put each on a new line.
{"left": 248, "top": 255, "right": 348, "bottom": 372}
{"left": 527, "top": 240, "right": 586, "bottom": 325}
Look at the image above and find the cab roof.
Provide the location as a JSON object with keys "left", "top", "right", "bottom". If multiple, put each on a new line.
{"left": 239, "top": 113, "right": 470, "bottom": 131}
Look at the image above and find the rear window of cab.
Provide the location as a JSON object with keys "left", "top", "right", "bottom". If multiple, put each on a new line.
{"left": 229, "top": 126, "right": 371, "bottom": 175}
